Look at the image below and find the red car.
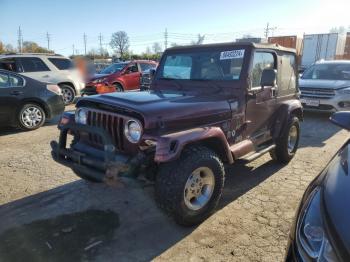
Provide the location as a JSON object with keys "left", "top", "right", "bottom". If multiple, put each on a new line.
{"left": 82, "top": 60, "right": 157, "bottom": 95}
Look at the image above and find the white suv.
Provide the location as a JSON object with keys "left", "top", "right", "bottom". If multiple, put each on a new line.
{"left": 0, "top": 54, "right": 85, "bottom": 104}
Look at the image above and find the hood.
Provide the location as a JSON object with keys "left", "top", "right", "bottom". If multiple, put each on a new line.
{"left": 323, "top": 142, "right": 350, "bottom": 255}
{"left": 77, "top": 90, "right": 234, "bottom": 132}
{"left": 299, "top": 79, "right": 350, "bottom": 90}
{"left": 89, "top": 73, "right": 113, "bottom": 81}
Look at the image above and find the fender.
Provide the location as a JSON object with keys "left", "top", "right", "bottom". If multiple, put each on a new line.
{"left": 271, "top": 99, "right": 303, "bottom": 140}
{"left": 146, "top": 127, "right": 234, "bottom": 164}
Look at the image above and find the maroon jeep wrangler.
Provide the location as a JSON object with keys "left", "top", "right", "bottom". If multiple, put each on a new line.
{"left": 51, "top": 42, "right": 302, "bottom": 226}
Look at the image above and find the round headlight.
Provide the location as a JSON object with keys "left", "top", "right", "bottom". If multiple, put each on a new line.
{"left": 124, "top": 120, "right": 142, "bottom": 143}
{"left": 75, "top": 108, "right": 88, "bottom": 125}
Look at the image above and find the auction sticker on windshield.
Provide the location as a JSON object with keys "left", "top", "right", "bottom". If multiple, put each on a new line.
{"left": 220, "top": 49, "right": 245, "bottom": 60}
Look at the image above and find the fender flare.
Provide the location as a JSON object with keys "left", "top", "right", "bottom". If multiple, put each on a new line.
{"left": 146, "top": 127, "right": 233, "bottom": 164}
{"left": 271, "top": 100, "right": 303, "bottom": 140}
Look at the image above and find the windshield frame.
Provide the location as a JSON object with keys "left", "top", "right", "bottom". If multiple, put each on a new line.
{"left": 155, "top": 47, "right": 247, "bottom": 82}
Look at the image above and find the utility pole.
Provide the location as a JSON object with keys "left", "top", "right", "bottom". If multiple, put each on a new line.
{"left": 17, "top": 26, "right": 23, "bottom": 53}
{"left": 72, "top": 44, "right": 75, "bottom": 56}
{"left": 46, "top": 31, "right": 51, "bottom": 50}
{"left": 264, "top": 22, "right": 277, "bottom": 38}
{"left": 164, "top": 28, "right": 168, "bottom": 50}
{"left": 98, "top": 33, "right": 103, "bottom": 56}
{"left": 83, "top": 33, "right": 87, "bottom": 55}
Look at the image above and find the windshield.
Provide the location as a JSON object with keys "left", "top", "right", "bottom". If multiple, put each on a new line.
{"left": 302, "top": 63, "right": 350, "bottom": 80}
{"left": 157, "top": 49, "right": 245, "bottom": 81}
{"left": 100, "top": 62, "right": 128, "bottom": 74}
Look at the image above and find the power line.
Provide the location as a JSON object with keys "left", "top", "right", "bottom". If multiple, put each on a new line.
{"left": 164, "top": 28, "right": 168, "bottom": 50}
{"left": 46, "top": 31, "right": 51, "bottom": 50}
{"left": 17, "top": 26, "right": 23, "bottom": 53}
{"left": 264, "top": 23, "right": 277, "bottom": 38}
{"left": 83, "top": 33, "right": 87, "bottom": 55}
{"left": 98, "top": 33, "right": 103, "bottom": 55}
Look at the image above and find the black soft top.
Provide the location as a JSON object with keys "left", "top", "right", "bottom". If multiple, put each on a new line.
{"left": 166, "top": 41, "right": 296, "bottom": 54}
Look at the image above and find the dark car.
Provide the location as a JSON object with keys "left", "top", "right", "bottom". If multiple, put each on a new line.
{"left": 51, "top": 42, "right": 302, "bottom": 226}
{"left": 139, "top": 67, "right": 157, "bottom": 91}
{"left": 285, "top": 112, "right": 350, "bottom": 262}
{"left": 0, "top": 69, "right": 65, "bottom": 131}
{"left": 83, "top": 60, "right": 157, "bottom": 95}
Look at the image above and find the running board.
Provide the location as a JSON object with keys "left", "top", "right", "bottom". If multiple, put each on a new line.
{"left": 241, "top": 144, "right": 276, "bottom": 162}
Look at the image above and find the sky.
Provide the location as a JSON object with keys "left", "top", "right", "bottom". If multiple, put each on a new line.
{"left": 0, "top": 0, "right": 349, "bottom": 57}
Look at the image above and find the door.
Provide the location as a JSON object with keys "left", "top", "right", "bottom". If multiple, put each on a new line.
{"left": 16, "top": 57, "right": 53, "bottom": 82}
{"left": 122, "top": 63, "right": 141, "bottom": 90}
{"left": 245, "top": 51, "right": 277, "bottom": 143}
{"left": 0, "top": 72, "right": 25, "bottom": 124}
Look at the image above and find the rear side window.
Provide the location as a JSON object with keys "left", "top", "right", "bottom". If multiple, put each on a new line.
{"left": 140, "top": 63, "right": 155, "bottom": 72}
{"left": 0, "top": 72, "right": 9, "bottom": 88}
{"left": 9, "top": 74, "right": 24, "bottom": 87}
{"left": 19, "top": 57, "right": 50, "bottom": 72}
{"left": 278, "top": 54, "right": 296, "bottom": 92}
{"left": 48, "top": 58, "right": 74, "bottom": 70}
{"left": 251, "top": 52, "right": 275, "bottom": 87}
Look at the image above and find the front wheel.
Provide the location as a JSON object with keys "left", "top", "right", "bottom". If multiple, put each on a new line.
{"left": 155, "top": 145, "right": 225, "bottom": 226}
{"left": 18, "top": 103, "right": 46, "bottom": 131}
{"left": 114, "top": 83, "right": 124, "bottom": 92}
{"left": 270, "top": 116, "right": 300, "bottom": 163}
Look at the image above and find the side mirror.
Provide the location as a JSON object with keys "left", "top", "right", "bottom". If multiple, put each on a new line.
{"left": 149, "top": 68, "right": 156, "bottom": 78}
{"left": 330, "top": 112, "right": 350, "bottom": 130}
{"left": 260, "top": 69, "right": 276, "bottom": 88}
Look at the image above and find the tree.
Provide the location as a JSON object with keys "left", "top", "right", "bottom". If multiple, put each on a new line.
{"left": 22, "top": 41, "right": 52, "bottom": 53}
{"left": 329, "top": 26, "right": 347, "bottom": 34}
{"left": 170, "top": 42, "right": 179, "bottom": 47}
{"left": 152, "top": 42, "right": 162, "bottom": 53}
{"left": 110, "top": 31, "right": 129, "bottom": 58}
{"left": 5, "top": 44, "right": 15, "bottom": 53}
{"left": 191, "top": 34, "right": 205, "bottom": 45}
{"left": 0, "top": 41, "right": 4, "bottom": 54}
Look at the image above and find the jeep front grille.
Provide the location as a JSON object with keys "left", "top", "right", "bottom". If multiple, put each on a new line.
{"left": 85, "top": 109, "right": 125, "bottom": 151}
{"left": 299, "top": 87, "right": 335, "bottom": 99}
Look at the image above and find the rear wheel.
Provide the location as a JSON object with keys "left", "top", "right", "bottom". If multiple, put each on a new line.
{"left": 270, "top": 116, "right": 300, "bottom": 163}
{"left": 155, "top": 145, "right": 225, "bottom": 226}
{"left": 18, "top": 103, "right": 46, "bottom": 131}
{"left": 60, "top": 84, "right": 75, "bottom": 105}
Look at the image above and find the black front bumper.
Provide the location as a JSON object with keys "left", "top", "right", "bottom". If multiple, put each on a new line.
{"left": 51, "top": 123, "right": 144, "bottom": 183}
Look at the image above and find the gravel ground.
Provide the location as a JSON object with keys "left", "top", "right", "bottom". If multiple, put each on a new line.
{"left": 0, "top": 109, "right": 347, "bottom": 262}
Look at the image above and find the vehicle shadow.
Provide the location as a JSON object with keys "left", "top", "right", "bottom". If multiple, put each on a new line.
{"left": 0, "top": 158, "right": 282, "bottom": 262}
{"left": 298, "top": 111, "right": 342, "bottom": 148}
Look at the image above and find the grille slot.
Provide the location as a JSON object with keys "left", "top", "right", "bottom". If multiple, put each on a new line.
{"left": 85, "top": 109, "right": 125, "bottom": 150}
{"left": 299, "top": 87, "right": 335, "bottom": 99}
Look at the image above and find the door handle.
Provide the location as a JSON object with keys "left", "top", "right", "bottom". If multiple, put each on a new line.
{"left": 42, "top": 75, "right": 50, "bottom": 78}
{"left": 10, "top": 91, "right": 23, "bottom": 96}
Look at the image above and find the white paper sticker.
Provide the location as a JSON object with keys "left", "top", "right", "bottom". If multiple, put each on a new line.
{"left": 220, "top": 49, "right": 245, "bottom": 60}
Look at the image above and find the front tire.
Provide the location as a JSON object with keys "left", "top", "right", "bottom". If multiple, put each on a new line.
{"left": 18, "top": 103, "right": 46, "bottom": 131}
{"left": 270, "top": 116, "right": 300, "bottom": 163}
{"left": 60, "top": 84, "right": 75, "bottom": 105}
{"left": 114, "top": 83, "right": 124, "bottom": 92}
{"left": 155, "top": 145, "right": 225, "bottom": 226}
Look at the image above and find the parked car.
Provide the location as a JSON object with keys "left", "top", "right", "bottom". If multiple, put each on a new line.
{"left": 299, "top": 60, "right": 350, "bottom": 112}
{"left": 140, "top": 67, "right": 157, "bottom": 91}
{"left": 0, "top": 69, "right": 64, "bottom": 130}
{"left": 51, "top": 42, "right": 302, "bottom": 226}
{"left": 285, "top": 111, "right": 350, "bottom": 262}
{"left": 84, "top": 60, "right": 157, "bottom": 94}
{"left": 0, "top": 54, "right": 85, "bottom": 105}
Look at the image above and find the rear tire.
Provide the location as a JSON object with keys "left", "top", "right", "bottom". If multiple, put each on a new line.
{"left": 155, "top": 145, "right": 225, "bottom": 226}
{"left": 270, "top": 116, "right": 300, "bottom": 163}
{"left": 60, "top": 84, "right": 75, "bottom": 105}
{"left": 18, "top": 103, "right": 46, "bottom": 131}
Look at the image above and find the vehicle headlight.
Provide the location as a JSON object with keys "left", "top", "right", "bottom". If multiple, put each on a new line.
{"left": 75, "top": 108, "right": 88, "bottom": 125}
{"left": 124, "top": 119, "right": 142, "bottom": 143}
{"left": 92, "top": 77, "right": 107, "bottom": 84}
{"left": 337, "top": 87, "right": 350, "bottom": 95}
{"left": 296, "top": 187, "right": 338, "bottom": 261}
